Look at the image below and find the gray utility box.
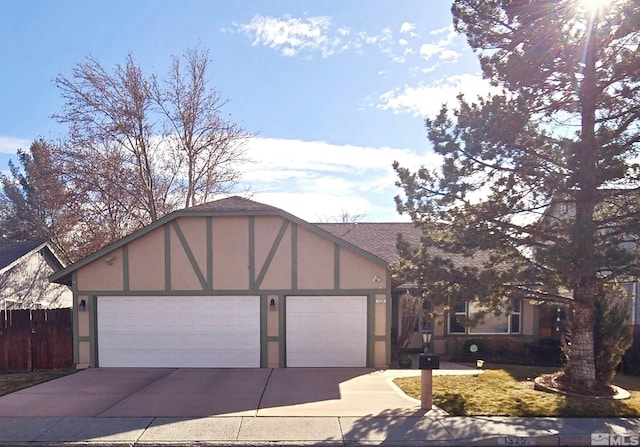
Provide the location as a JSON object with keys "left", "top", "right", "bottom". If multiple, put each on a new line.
{"left": 418, "top": 353, "right": 440, "bottom": 370}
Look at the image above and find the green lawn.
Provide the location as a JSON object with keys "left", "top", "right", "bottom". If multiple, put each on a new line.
{"left": 0, "top": 370, "right": 75, "bottom": 397}
{"left": 393, "top": 364, "right": 640, "bottom": 417}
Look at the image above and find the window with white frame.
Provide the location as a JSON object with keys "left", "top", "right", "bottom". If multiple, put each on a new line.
{"left": 449, "top": 298, "right": 521, "bottom": 334}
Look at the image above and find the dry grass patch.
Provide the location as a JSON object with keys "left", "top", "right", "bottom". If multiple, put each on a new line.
{"left": 393, "top": 364, "right": 640, "bottom": 417}
{"left": 0, "top": 370, "right": 75, "bottom": 397}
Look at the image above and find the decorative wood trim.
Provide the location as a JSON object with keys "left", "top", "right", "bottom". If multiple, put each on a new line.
{"left": 171, "top": 220, "right": 208, "bottom": 290}
{"left": 291, "top": 224, "right": 298, "bottom": 290}
{"left": 164, "top": 225, "right": 171, "bottom": 291}
{"left": 334, "top": 243, "right": 340, "bottom": 290}
{"left": 122, "top": 245, "right": 129, "bottom": 292}
{"left": 206, "top": 217, "right": 213, "bottom": 290}
{"left": 260, "top": 295, "right": 267, "bottom": 368}
{"left": 249, "top": 217, "right": 255, "bottom": 290}
{"left": 255, "top": 220, "right": 290, "bottom": 289}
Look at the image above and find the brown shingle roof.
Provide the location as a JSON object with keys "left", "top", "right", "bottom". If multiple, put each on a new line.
{"left": 315, "top": 222, "right": 421, "bottom": 263}
{"left": 186, "top": 196, "right": 281, "bottom": 213}
{"left": 317, "top": 222, "right": 492, "bottom": 272}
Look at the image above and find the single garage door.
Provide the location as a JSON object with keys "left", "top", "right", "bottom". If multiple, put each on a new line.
{"left": 286, "top": 296, "right": 367, "bottom": 367}
{"left": 97, "top": 296, "right": 260, "bottom": 367}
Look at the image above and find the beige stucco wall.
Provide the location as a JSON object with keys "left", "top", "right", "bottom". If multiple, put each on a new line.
{"left": 71, "top": 213, "right": 391, "bottom": 369}
{"left": 374, "top": 296, "right": 386, "bottom": 336}
{"left": 129, "top": 230, "right": 165, "bottom": 290}
{"left": 267, "top": 341, "right": 279, "bottom": 368}
{"left": 76, "top": 249, "right": 124, "bottom": 292}
{"left": 374, "top": 340, "right": 386, "bottom": 367}
{"left": 266, "top": 295, "right": 280, "bottom": 337}
{"left": 212, "top": 217, "right": 249, "bottom": 289}
{"left": 296, "top": 226, "right": 334, "bottom": 289}
{"left": 78, "top": 341, "right": 91, "bottom": 368}
{"left": 339, "top": 248, "right": 387, "bottom": 289}
{"left": 77, "top": 295, "right": 90, "bottom": 337}
{"left": 75, "top": 216, "right": 390, "bottom": 295}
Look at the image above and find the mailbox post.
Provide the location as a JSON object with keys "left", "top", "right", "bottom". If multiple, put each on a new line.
{"left": 419, "top": 330, "right": 439, "bottom": 410}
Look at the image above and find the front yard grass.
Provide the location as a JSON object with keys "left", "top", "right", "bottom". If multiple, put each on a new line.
{"left": 0, "top": 370, "right": 75, "bottom": 397}
{"left": 393, "top": 364, "right": 640, "bottom": 417}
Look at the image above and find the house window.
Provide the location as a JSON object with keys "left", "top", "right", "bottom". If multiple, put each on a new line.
{"left": 449, "top": 298, "right": 521, "bottom": 334}
{"left": 449, "top": 302, "right": 466, "bottom": 333}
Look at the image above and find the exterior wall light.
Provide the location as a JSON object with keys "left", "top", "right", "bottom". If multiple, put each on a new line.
{"left": 78, "top": 299, "right": 87, "bottom": 312}
{"left": 269, "top": 298, "right": 276, "bottom": 311}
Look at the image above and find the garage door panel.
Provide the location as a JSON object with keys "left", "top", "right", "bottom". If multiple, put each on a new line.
{"left": 97, "top": 296, "right": 260, "bottom": 368}
{"left": 286, "top": 296, "right": 367, "bottom": 367}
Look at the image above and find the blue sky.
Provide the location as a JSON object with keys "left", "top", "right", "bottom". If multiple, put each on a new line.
{"left": 0, "top": 0, "right": 491, "bottom": 222}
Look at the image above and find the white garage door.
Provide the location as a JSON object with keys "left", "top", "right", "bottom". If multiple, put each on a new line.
{"left": 97, "top": 296, "right": 260, "bottom": 367}
{"left": 286, "top": 296, "right": 367, "bottom": 367}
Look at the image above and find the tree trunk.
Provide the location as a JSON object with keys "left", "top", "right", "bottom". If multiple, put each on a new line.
{"left": 564, "top": 300, "right": 597, "bottom": 391}
{"left": 559, "top": 4, "right": 600, "bottom": 394}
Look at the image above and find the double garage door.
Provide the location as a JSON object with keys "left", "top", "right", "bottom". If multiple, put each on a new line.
{"left": 97, "top": 295, "right": 367, "bottom": 368}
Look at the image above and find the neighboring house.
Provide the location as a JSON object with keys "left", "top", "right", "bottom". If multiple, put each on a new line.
{"left": 50, "top": 197, "right": 391, "bottom": 369}
{"left": 0, "top": 240, "right": 72, "bottom": 311}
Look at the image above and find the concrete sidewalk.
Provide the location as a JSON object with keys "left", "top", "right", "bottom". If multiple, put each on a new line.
{"left": 1, "top": 415, "right": 640, "bottom": 446}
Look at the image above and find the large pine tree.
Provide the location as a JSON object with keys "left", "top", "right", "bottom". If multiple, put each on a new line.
{"left": 394, "top": 0, "right": 640, "bottom": 393}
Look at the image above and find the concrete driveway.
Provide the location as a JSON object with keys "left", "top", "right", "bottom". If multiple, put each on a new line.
{"left": 0, "top": 367, "right": 426, "bottom": 418}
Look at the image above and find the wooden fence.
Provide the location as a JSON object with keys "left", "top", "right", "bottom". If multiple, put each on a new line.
{"left": 0, "top": 309, "right": 73, "bottom": 370}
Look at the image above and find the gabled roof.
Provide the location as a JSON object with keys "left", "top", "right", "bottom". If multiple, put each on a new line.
{"left": 0, "top": 240, "right": 64, "bottom": 275}
{"left": 186, "top": 196, "right": 281, "bottom": 213}
{"left": 49, "top": 196, "right": 391, "bottom": 285}
{"left": 316, "top": 222, "right": 421, "bottom": 263}
{"left": 0, "top": 240, "right": 47, "bottom": 271}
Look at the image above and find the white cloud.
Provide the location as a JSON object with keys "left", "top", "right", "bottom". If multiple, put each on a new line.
{"left": 0, "top": 136, "right": 30, "bottom": 154}
{"left": 400, "top": 22, "right": 417, "bottom": 35}
{"left": 377, "top": 73, "right": 495, "bottom": 118}
{"left": 234, "top": 14, "right": 343, "bottom": 57}
{"left": 250, "top": 191, "right": 376, "bottom": 222}
{"left": 419, "top": 43, "right": 441, "bottom": 60}
{"left": 429, "top": 25, "right": 452, "bottom": 35}
{"left": 400, "top": 22, "right": 415, "bottom": 34}
{"left": 235, "top": 137, "right": 440, "bottom": 221}
{"left": 418, "top": 28, "right": 461, "bottom": 63}
{"left": 233, "top": 15, "right": 403, "bottom": 60}
{"left": 439, "top": 49, "right": 462, "bottom": 60}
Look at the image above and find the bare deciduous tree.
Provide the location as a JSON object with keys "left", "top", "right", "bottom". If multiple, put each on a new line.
{"left": 155, "top": 47, "right": 249, "bottom": 207}
{"left": 53, "top": 48, "right": 251, "bottom": 259}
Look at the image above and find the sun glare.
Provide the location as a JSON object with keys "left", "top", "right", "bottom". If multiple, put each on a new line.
{"left": 579, "top": 0, "right": 611, "bottom": 13}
